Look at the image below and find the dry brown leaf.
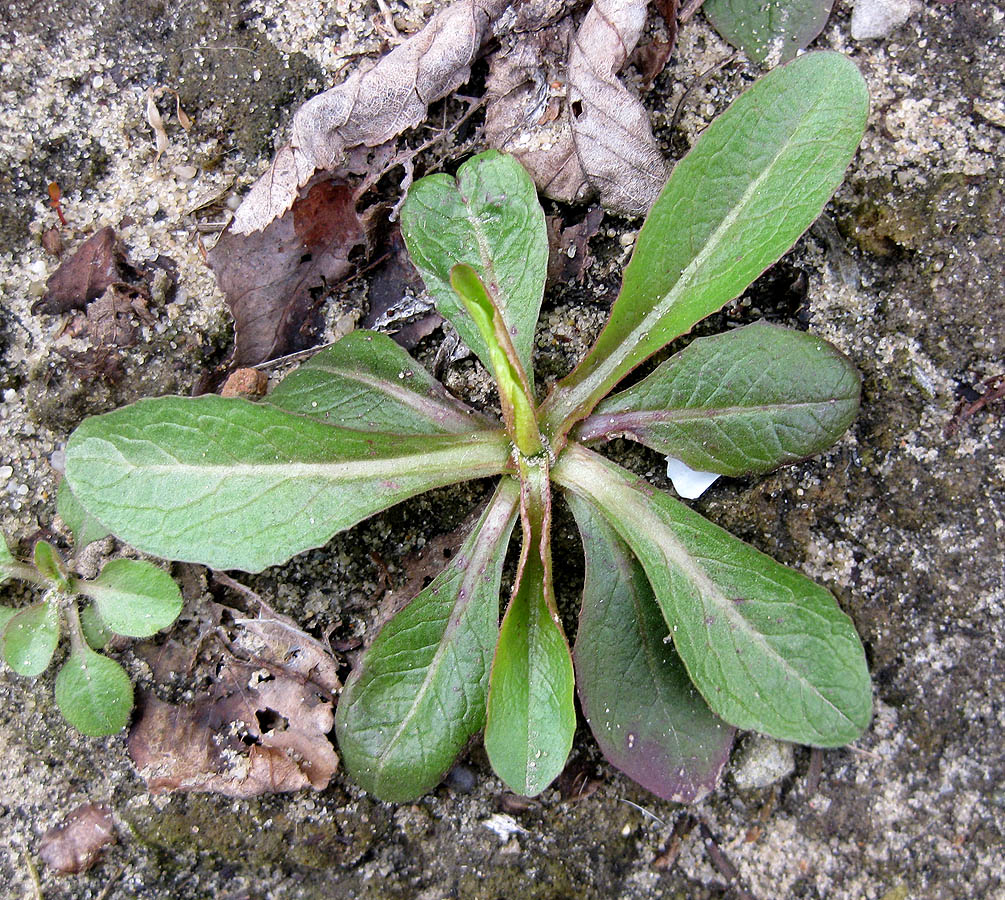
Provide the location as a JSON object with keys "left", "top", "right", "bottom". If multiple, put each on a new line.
{"left": 38, "top": 804, "right": 116, "bottom": 875}
{"left": 83, "top": 283, "right": 154, "bottom": 348}
{"left": 546, "top": 206, "right": 605, "bottom": 287}
{"left": 35, "top": 226, "right": 128, "bottom": 314}
{"left": 128, "top": 601, "right": 339, "bottom": 797}
{"left": 208, "top": 175, "right": 365, "bottom": 367}
{"left": 232, "top": 0, "right": 512, "bottom": 233}
{"left": 487, "top": 0, "right": 669, "bottom": 216}
{"left": 232, "top": 598, "right": 341, "bottom": 695}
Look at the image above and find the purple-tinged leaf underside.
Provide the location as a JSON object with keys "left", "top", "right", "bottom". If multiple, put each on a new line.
{"left": 568, "top": 494, "right": 735, "bottom": 802}
{"left": 577, "top": 322, "right": 860, "bottom": 476}
{"left": 335, "top": 479, "right": 520, "bottom": 802}
{"left": 553, "top": 444, "right": 872, "bottom": 746}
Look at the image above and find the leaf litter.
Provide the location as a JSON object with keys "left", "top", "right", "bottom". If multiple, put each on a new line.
{"left": 207, "top": 175, "right": 366, "bottom": 367}
{"left": 127, "top": 594, "right": 340, "bottom": 798}
{"left": 210, "top": 0, "right": 680, "bottom": 373}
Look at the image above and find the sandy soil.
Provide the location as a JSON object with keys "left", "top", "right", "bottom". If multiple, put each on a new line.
{"left": 0, "top": 1, "right": 1002, "bottom": 898}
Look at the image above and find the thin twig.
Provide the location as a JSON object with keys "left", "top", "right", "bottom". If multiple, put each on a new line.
{"left": 669, "top": 52, "right": 737, "bottom": 137}
{"left": 679, "top": 0, "right": 707, "bottom": 24}
{"left": 24, "top": 852, "right": 43, "bottom": 900}
{"left": 94, "top": 864, "right": 125, "bottom": 900}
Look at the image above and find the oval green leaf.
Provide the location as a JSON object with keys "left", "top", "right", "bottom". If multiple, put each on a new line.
{"left": 2, "top": 601, "right": 60, "bottom": 676}
{"left": 34, "top": 539, "right": 70, "bottom": 590}
{"left": 64, "top": 395, "right": 511, "bottom": 572}
{"left": 401, "top": 150, "right": 548, "bottom": 388}
{"left": 78, "top": 559, "right": 183, "bottom": 637}
{"left": 578, "top": 322, "right": 860, "bottom": 476}
{"left": 0, "top": 533, "right": 15, "bottom": 583}
{"left": 569, "top": 494, "right": 735, "bottom": 803}
{"left": 57, "top": 478, "right": 111, "bottom": 549}
{"left": 554, "top": 445, "right": 872, "bottom": 747}
{"left": 541, "top": 51, "right": 869, "bottom": 436}
{"left": 266, "top": 330, "right": 487, "bottom": 434}
{"left": 336, "top": 479, "right": 520, "bottom": 802}
{"left": 80, "top": 603, "right": 112, "bottom": 650}
{"left": 705, "top": 0, "right": 835, "bottom": 65}
{"left": 55, "top": 646, "right": 133, "bottom": 736}
{"left": 484, "top": 464, "right": 575, "bottom": 796}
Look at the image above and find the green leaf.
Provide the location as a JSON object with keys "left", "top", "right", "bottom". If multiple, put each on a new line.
{"left": 541, "top": 52, "right": 869, "bottom": 438}
{"left": 450, "top": 265, "right": 542, "bottom": 456}
{"left": 64, "top": 395, "right": 511, "bottom": 572}
{"left": 266, "top": 330, "right": 487, "bottom": 434}
{"left": 55, "top": 646, "right": 133, "bottom": 736}
{"left": 56, "top": 478, "right": 110, "bottom": 548}
{"left": 336, "top": 479, "right": 520, "bottom": 802}
{"left": 401, "top": 150, "right": 548, "bottom": 387}
{"left": 2, "top": 601, "right": 60, "bottom": 676}
{"left": 79, "top": 603, "right": 112, "bottom": 650}
{"left": 0, "top": 606, "right": 18, "bottom": 633}
{"left": 0, "top": 533, "right": 15, "bottom": 583}
{"left": 554, "top": 445, "right": 872, "bottom": 746}
{"left": 77, "top": 559, "right": 183, "bottom": 637}
{"left": 568, "top": 495, "right": 735, "bottom": 802}
{"left": 33, "top": 539, "right": 71, "bottom": 590}
{"left": 705, "top": 0, "right": 835, "bottom": 65}
{"left": 484, "top": 462, "right": 575, "bottom": 796}
{"left": 577, "top": 322, "right": 860, "bottom": 476}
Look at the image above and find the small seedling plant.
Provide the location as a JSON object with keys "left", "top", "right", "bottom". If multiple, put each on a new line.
{"left": 63, "top": 52, "right": 872, "bottom": 800}
{"left": 1, "top": 482, "right": 182, "bottom": 736}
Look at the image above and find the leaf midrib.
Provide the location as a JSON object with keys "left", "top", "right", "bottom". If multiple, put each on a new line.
{"left": 552, "top": 103, "right": 838, "bottom": 430}
{"left": 292, "top": 362, "right": 479, "bottom": 431}
{"left": 370, "top": 490, "right": 516, "bottom": 778}
{"left": 556, "top": 447, "right": 857, "bottom": 732}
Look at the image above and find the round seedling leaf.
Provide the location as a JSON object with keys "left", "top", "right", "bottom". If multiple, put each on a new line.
{"left": 34, "top": 539, "right": 71, "bottom": 590}
{"left": 56, "top": 478, "right": 110, "bottom": 549}
{"left": 80, "top": 603, "right": 112, "bottom": 650}
{"left": 81, "top": 559, "right": 183, "bottom": 637}
{"left": 2, "top": 601, "right": 60, "bottom": 676}
{"left": 55, "top": 646, "right": 133, "bottom": 736}
{"left": 0, "top": 533, "right": 15, "bottom": 583}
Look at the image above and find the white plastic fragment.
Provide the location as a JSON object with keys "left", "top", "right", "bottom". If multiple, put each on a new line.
{"left": 482, "top": 813, "right": 527, "bottom": 842}
{"left": 666, "top": 457, "right": 720, "bottom": 499}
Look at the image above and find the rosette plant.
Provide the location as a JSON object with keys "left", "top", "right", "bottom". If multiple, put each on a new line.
{"left": 63, "top": 52, "right": 872, "bottom": 801}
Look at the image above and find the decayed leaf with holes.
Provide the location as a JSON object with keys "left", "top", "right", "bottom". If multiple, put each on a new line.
{"left": 232, "top": 598, "right": 341, "bottom": 694}
{"left": 209, "top": 176, "right": 366, "bottom": 366}
{"left": 128, "top": 648, "right": 338, "bottom": 797}
{"left": 486, "top": 0, "right": 670, "bottom": 216}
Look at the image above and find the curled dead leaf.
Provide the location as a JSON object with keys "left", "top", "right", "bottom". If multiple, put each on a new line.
{"left": 208, "top": 175, "right": 366, "bottom": 367}
{"left": 232, "top": 0, "right": 512, "bottom": 233}
{"left": 35, "top": 227, "right": 128, "bottom": 314}
{"left": 486, "top": 0, "right": 670, "bottom": 215}
{"left": 38, "top": 804, "right": 116, "bottom": 875}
